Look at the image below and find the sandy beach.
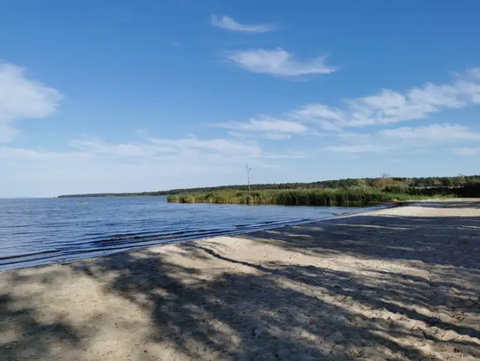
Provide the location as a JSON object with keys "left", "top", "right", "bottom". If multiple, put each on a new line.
{"left": 1, "top": 200, "right": 480, "bottom": 360}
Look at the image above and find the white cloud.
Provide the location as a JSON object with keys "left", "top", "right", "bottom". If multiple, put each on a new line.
{"left": 208, "top": 117, "right": 309, "bottom": 140}
{"left": 451, "top": 147, "right": 480, "bottom": 156}
{"left": 0, "top": 62, "right": 63, "bottom": 143}
{"left": 226, "top": 131, "right": 256, "bottom": 139}
{"left": 291, "top": 104, "right": 344, "bottom": 131}
{"left": 292, "top": 103, "right": 344, "bottom": 122}
{"left": 210, "top": 15, "right": 275, "bottom": 33}
{"left": 69, "top": 135, "right": 264, "bottom": 159}
{"left": 325, "top": 123, "right": 480, "bottom": 154}
{"left": 3, "top": 136, "right": 268, "bottom": 165}
{"left": 291, "top": 68, "right": 480, "bottom": 130}
{"left": 135, "top": 128, "right": 148, "bottom": 136}
{"left": 455, "top": 68, "right": 480, "bottom": 104}
{"left": 0, "top": 124, "right": 18, "bottom": 144}
{"left": 225, "top": 48, "right": 337, "bottom": 78}
{"left": 148, "top": 136, "right": 262, "bottom": 156}
{"left": 263, "top": 133, "right": 293, "bottom": 140}
{"left": 260, "top": 152, "right": 307, "bottom": 159}
{"left": 1, "top": 133, "right": 307, "bottom": 196}
{"left": 0, "top": 146, "right": 91, "bottom": 162}
{"left": 205, "top": 68, "right": 480, "bottom": 146}
{"left": 209, "top": 117, "right": 307, "bottom": 134}
{"left": 326, "top": 144, "right": 391, "bottom": 154}
{"left": 70, "top": 138, "right": 177, "bottom": 157}
{"left": 379, "top": 123, "right": 480, "bottom": 141}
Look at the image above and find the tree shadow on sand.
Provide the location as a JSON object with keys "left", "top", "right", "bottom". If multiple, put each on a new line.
{"left": 0, "top": 289, "right": 83, "bottom": 360}
{"left": 242, "top": 212, "right": 480, "bottom": 269}
{"left": 68, "top": 233, "right": 480, "bottom": 360}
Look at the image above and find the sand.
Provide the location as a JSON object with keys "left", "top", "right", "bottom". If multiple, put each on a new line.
{"left": 1, "top": 200, "right": 480, "bottom": 361}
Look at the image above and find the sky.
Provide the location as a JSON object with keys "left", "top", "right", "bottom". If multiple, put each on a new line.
{"left": 1, "top": 0, "right": 480, "bottom": 197}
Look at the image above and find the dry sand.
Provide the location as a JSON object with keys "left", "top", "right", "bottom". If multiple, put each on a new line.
{"left": 1, "top": 200, "right": 480, "bottom": 360}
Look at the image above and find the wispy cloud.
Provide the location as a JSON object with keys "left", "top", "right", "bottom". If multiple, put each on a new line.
{"left": 379, "top": 123, "right": 480, "bottom": 141}
{"left": 211, "top": 15, "right": 275, "bottom": 33}
{"left": 290, "top": 104, "right": 344, "bottom": 131}
{"left": 0, "top": 62, "right": 63, "bottom": 143}
{"left": 0, "top": 146, "right": 91, "bottom": 162}
{"left": 0, "top": 145, "right": 304, "bottom": 197}
{"left": 291, "top": 68, "right": 480, "bottom": 130}
{"left": 3, "top": 133, "right": 305, "bottom": 195}
{"left": 451, "top": 147, "right": 480, "bottom": 156}
{"left": 69, "top": 135, "right": 263, "bottom": 159}
{"left": 326, "top": 143, "right": 391, "bottom": 154}
{"left": 225, "top": 48, "right": 337, "bottom": 78}
{"left": 70, "top": 134, "right": 303, "bottom": 161}
{"left": 208, "top": 117, "right": 308, "bottom": 139}
{"left": 148, "top": 136, "right": 262, "bottom": 156}
{"left": 135, "top": 128, "right": 149, "bottom": 136}
{"left": 325, "top": 123, "right": 480, "bottom": 154}
{"left": 205, "top": 68, "right": 480, "bottom": 147}
{"left": 70, "top": 137, "right": 177, "bottom": 157}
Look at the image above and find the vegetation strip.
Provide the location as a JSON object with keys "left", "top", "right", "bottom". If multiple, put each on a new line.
{"left": 57, "top": 175, "right": 480, "bottom": 198}
{"left": 168, "top": 189, "right": 435, "bottom": 206}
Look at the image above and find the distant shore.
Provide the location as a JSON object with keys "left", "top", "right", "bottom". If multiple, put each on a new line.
{"left": 56, "top": 175, "right": 480, "bottom": 199}
{"left": 1, "top": 200, "right": 480, "bottom": 360}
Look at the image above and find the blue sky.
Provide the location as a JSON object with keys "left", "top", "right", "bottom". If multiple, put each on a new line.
{"left": 1, "top": 0, "right": 480, "bottom": 197}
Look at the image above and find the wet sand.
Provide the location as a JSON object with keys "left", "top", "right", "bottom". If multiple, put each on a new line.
{"left": 1, "top": 200, "right": 480, "bottom": 360}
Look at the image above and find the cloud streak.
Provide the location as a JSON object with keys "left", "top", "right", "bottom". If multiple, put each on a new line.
{"left": 211, "top": 15, "right": 275, "bottom": 33}
{"left": 291, "top": 68, "right": 480, "bottom": 130}
{"left": 69, "top": 134, "right": 305, "bottom": 161}
{"left": 451, "top": 147, "right": 480, "bottom": 156}
{"left": 1, "top": 132, "right": 307, "bottom": 196}
{"left": 208, "top": 117, "right": 308, "bottom": 140}
{"left": 203, "top": 68, "right": 480, "bottom": 156}
{"left": 379, "top": 123, "right": 480, "bottom": 141}
{"left": 325, "top": 123, "right": 480, "bottom": 154}
{"left": 0, "top": 62, "right": 63, "bottom": 144}
{"left": 70, "top": 138, "right": 177, "bottom": 157}
{"left": 225, "top": 48, "right": 337, "bottom": 78}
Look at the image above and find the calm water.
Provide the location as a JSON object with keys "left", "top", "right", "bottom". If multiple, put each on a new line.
{"left": 0, "top": 197, "right": 373, "bottom": 271}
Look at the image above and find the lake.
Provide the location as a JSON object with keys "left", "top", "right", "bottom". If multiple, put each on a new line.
{"left": 0, "top": 197, "right": 375, "bottom": 271}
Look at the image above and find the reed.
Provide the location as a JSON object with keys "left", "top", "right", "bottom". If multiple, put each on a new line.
{"left": 167, "top": 187, "right": 435, "bottom": 206}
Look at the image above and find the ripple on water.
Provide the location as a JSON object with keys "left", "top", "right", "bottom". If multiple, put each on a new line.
{"left": 0, "top": 197, "right": 374, "bottom": 270}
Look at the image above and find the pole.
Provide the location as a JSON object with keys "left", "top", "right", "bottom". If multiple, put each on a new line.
{"left": 246, "top": 164, "right": 251, "bottom": 192}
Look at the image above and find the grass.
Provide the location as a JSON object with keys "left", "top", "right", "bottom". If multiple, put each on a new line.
{"left": 167, "top": 187, "right": 440, "bottom": 206}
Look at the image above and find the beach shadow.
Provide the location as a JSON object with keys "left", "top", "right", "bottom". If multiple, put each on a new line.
{"left": 183, "top": 243, "right": 480, "bottom": 340}
{"left": 240, "top": 215, "right": 480, "bottom": 269}
{"left": 68, "top": 240, "right": 480, "bottom": 360}
{"left": 70, "top": 251, "right": 427, "bottom": 360}
{"left": 0, "top": 291, "right": 83, "bottom": 360}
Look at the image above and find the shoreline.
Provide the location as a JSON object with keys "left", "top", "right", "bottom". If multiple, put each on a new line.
{"left": 0, "top": 203, "right": 392, "bottom": 272}
{"left": 1, "top": 200, "right": 480, "bottom": 360}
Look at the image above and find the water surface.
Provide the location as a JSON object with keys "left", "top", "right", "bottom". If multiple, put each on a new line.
{"left": 0, "top": 197, "right": 373, "bottom": 271}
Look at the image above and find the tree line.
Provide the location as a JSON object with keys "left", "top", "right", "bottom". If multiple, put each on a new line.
{"left": 57, "top": 174, "right": 480, "bottom": 198}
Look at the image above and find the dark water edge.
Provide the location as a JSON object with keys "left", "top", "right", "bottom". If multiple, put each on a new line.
{"left": 0, "top": 197, "right": 387, "bottom": 271}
